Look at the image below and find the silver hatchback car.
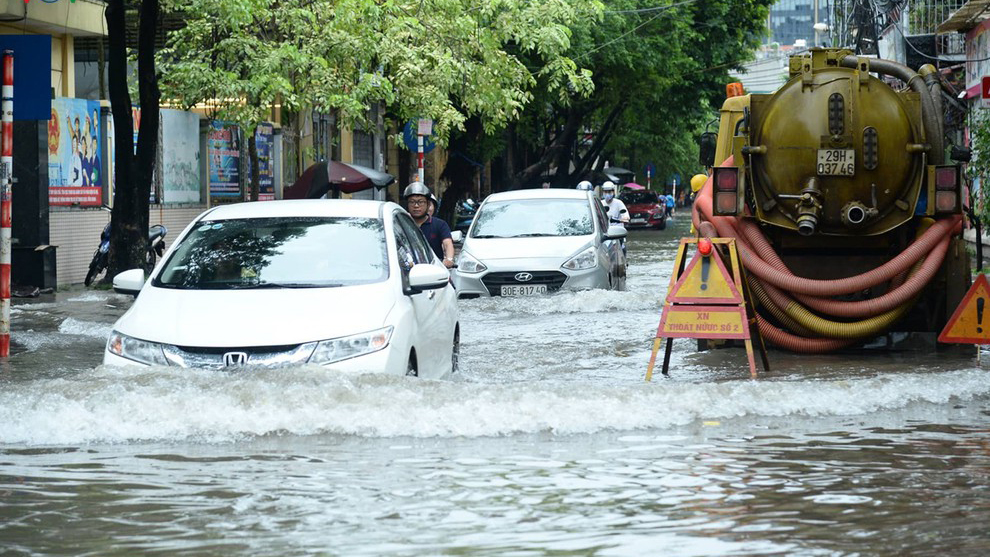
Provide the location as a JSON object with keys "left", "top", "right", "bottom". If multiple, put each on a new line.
{"left": 453, "top": 189, "right": 628, "bottom": 298}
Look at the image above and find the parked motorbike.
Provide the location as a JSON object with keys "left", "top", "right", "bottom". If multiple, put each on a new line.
{"left": 455, "top": 198, "right": 477, "bottom": 232}
{"left": 85, "top": 218, "right": 168, "bottom": 286}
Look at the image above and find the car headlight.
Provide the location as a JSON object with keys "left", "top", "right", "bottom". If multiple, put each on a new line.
{"left": 562, "top": 246, "right": 598, "bottom": 271}
{"left": 107, "top": 330, "right": 169, "bottom": 366}
{"left": 309, "top": 326, "right": 393, "bottom": 365}
{"left": 456, "top": 251, "right": 487, "bottom": 274}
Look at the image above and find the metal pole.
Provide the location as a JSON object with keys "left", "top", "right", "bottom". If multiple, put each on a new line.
{"left": 0, "top": 50, "right": 13, "bottom": 357}
{"left": 417, "top": 134, "right": 424, "bottom": 184}
{"left": 813, "top": 0, "right": 820, "bottom": 47}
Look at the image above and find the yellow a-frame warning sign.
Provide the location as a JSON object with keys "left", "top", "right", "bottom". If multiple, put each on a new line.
{"left": 939, "top": 273, "right": 990, "bottom": 344}
{"left": 646, "top": 237, "right": 769, "bottom": 381}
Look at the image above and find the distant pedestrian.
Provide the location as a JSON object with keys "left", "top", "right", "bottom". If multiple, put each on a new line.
{"left": 665, "top": 194, "right": 675, "bottom": 218}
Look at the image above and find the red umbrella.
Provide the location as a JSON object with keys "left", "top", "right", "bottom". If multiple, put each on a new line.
{"left": 284, "top": 161, "right": 395, "bottom": 199}
{"left": 623, "top": 182, "right": 646, "bottom": 190}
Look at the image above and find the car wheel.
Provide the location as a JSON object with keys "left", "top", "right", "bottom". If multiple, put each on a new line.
{"left": 405, "top": 353, "right": 418, "bottom": 377}
{"left": 451, "top": 329, "right": 460, "bottom": 374}
{"left": 655, "top": 219, "right": 667, "bottom": 231}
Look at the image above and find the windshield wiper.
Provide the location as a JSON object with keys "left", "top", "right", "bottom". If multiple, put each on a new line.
{"left": 509, "top": 233, "right": 554, "bottom": 238}
{"left": 470, "top": 234, "right": 506, "bottom": 239}
{"left": 226, "top": 282, "right": 334, "bottom": 289}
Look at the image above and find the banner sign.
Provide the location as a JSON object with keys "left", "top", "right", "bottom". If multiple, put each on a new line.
{"left": 208, "top": 121, "right": 241, "bottom": 200}
{"left": 48, "top": 97, "right": 102, "bottom": 206}
{"left": 161, "top": 109, "right": 202, "bottom": 203}
{"left": 256, "top": 123, "right": 274, "bottom": 201}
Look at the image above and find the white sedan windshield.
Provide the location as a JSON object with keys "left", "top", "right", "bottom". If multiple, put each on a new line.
{"left": 471, "top": 199, "right": 593, "bottom": 238}
{"left": 154, "top": 217, "right": 388, "bottom": 289}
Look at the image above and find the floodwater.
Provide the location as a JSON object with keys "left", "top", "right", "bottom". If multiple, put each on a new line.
{"left": 2, "top": 213, "right": 989, "bottom": 556}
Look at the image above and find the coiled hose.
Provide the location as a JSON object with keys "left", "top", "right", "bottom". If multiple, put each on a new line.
{"left": 691, "top": 159, "right": 961, "bottom": 352}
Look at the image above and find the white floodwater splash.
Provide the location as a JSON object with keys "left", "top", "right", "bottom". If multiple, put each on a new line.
{"left": 0, "top": 365, "right": 987, "bottom": 445}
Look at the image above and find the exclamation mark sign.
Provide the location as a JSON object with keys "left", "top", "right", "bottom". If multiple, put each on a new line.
{"left": 700, "top": 257, "right": 710, "bottom": 291}
{"left": 977, "top": 297, "right": 985, "bottom": 334}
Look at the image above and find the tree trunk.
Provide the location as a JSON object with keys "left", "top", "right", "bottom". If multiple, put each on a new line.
{"left": 438, "top": 118, "right": 483, "bottom": 226}
{"left": 106, "top": 0, "right": 160, "bottom": 280}
{"left": 510, "top": 109, "right": 582, "bottom": 190}
{"left": 248, "top": 124, "right": 259, "bottom": 201}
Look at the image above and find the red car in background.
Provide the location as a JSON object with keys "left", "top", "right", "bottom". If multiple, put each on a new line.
{"left": 620, "top": 190, "right": 667, "bottom": 230}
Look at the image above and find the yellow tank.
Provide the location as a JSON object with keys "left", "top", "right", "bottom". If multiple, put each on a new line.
{"left": 745, "top": 49, "right": 927, "bottom": 236}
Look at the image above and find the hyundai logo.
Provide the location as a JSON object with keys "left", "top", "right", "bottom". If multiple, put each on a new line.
{"left": 222, "top": 352, "right": 248, "bottom": 366}
{"left": 514, "top": 272, "right": 533, "bottom": 282}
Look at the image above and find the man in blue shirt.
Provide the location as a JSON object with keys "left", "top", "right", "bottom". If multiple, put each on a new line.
{"left": 665, "top": 193, "right": 675, "bottom": 218}
{"left": 404, "top": 182, "right": 455, "bottom": 268}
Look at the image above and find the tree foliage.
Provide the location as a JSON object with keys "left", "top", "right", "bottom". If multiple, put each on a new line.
{"left": 503, "top": 0, "right": 772, "bottom": 191}
{"left": 158, "top": 0, "right": 599, "bottom": 145}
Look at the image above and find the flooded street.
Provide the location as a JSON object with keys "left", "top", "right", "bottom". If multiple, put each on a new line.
{"left": 2, "top": 215, "right": 990, "bottom": 556}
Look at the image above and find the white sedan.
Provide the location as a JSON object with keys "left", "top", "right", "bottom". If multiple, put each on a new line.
{"left": 104, "top": 200, "right": 460, "bottom": 378}
{"left": 453, "top": 188, "right": 627, "bottom": 298}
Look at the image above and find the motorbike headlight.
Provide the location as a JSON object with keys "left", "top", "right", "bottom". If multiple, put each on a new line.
{"left": 456, "top": 251, "right": 487, "bottom": 274}
{"left": 562, "top": 246, "right": 598, "bottom": 271}
{"left": 107, "top": 330, "right": 169, "bottom": 366}
{"left": 309, "top": 326, "right": 393, "bottom": 366}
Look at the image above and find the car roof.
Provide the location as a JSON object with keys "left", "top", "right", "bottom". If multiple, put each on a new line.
{"left": 198, "top": 199, "right": 400, "bottom": 220}
{"left": 483, "top": 188, "right": 591, "bottom": 202}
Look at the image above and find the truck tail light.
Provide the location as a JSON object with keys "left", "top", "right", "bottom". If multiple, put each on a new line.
{"left": 933, "top": 165, "right": 960, "bottom": 214}
{"left": 713, "top": 166, "right": 739, "bottom": 215}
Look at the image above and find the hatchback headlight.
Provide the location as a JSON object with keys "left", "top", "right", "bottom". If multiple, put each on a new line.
{"left": 456, "top": 251, "right": 487, "bottom": 274}
{"left": 562, "top": 246, "right": 597, "bottom": 271}
{"left": 309, "top": 326, "right": 393, "bottom": 365}
{"left": 107, "top": 330, "right": 169, "bottom": 366}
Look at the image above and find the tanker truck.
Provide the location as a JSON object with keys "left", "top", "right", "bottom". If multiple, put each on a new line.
{"left": 693, "top": 48, "right": 970, "bottom": 353}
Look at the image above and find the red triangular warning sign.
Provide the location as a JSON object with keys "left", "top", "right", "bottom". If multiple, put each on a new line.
{"left": 939, "top": 274, "right": 990, "bottom": 344}
{"left": 666, "top": 244, "right": 743, "bottom": 304}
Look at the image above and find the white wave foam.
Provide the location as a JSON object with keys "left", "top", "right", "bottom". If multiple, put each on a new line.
{"left": 0, "top": 366, "right": 986, "bottom": 445}
{"left": 463, "top": 288, "right": 662, "bottom": 316}
{"left": 57, "top": 317, "right": 113, "bottom": 339}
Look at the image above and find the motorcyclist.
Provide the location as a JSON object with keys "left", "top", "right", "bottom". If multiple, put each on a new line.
{"left": 601, "top": 182, "right": 629, "bottom": 225}
{"left": 404, "top": 182, "right": 455, "bottom": 268}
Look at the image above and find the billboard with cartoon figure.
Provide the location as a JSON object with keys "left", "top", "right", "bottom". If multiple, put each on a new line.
{"left": 48, "top": 98, "right": 103, "bottom": 206}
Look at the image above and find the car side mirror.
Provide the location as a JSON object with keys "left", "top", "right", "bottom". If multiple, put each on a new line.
{"left": 699, "top": 131, "right": 717, "bottom": 168}
{"left": 450, "top": 230, "right": 463, "bottom": 244}
{"left": 408, "top": 263, "right": 450, "bottom": 293}
{"left": 604, "top": 225, "right": 628, "bottom": 240}
{"left": 112, "top": 268, "right": 146, "bottom": 297}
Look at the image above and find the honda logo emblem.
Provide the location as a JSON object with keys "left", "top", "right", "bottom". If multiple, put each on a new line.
{"left": 514, "top": 272, "right": 533, "bottom": 282}
{"left": 222, "top": 352, "right": 248, "bottom": 366}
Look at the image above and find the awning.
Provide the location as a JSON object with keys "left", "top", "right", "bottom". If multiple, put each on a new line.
{"left": 936, "top": 0, "right": 990, "bottom": 33}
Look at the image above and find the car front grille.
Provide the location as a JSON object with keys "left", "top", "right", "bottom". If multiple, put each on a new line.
{"left": 481, "top": 271, "right": 568, "bottom": 295}
{"left": 163, "top": 342, "right": 317, "bottom": 369}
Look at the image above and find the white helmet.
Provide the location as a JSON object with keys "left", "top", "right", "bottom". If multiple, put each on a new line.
{"left": 576, "top": 180, "right": 593, "bottom": 191}
{"left": 403, "top": 181, "right": 430, "bottom": 199}
{"left": 601, "top": 181, "right": 616, "bottom": 192}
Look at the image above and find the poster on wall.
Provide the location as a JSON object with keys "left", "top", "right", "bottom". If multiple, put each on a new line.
{"left": 256, "top": 123, "right": 274, "bottom": 201}
{"left": 48, "top": 97, "right": 103, "bottom": 206}
{"left": 161, "top": 109, "right": 202, "bottom": 204}
{"left": 208, "top": 121, "right": 241, "bottom": 202}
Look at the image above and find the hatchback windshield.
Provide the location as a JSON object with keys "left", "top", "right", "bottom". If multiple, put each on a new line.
{"left": 620, "top": 191, "right": 658, "bottom": 204}
{"left": 470, "top": 198, "right": 593, "bottom": 238}
{"left": 154, "top": 217, "right": 388, "bottom": 289}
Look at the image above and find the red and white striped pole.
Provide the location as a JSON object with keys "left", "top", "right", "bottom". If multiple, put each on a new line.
{"left": 417, "top": 134, "right": 424, "bottom": 183}
{"left": 0, "top": 50, "right": 13, "bottom": 357}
